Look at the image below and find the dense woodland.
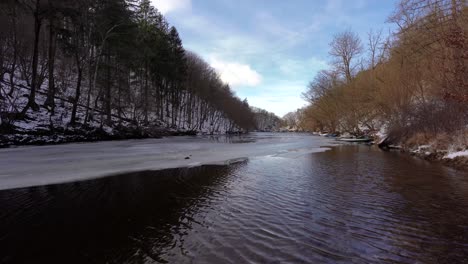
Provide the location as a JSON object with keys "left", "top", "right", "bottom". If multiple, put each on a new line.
{"left": 0, "top": 0, "right": 261, "bottom": 139}
{"left": 2, "top": 0, "right": 465, "bottom": 148}
{"left": 301, "top": 0, "right": 467, "bottom": 148}
{"left": 251, "top": 107, "right": 282, "bottom": 131}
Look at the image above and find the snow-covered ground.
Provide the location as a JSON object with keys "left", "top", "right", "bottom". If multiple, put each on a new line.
{"left": 445, "top": 150, "right": 468, "bottom": 159}
{"left": 1, "top": 73, "right": 247, "bottom": 138}
{"left": 0, "top": 133, "right": 334, "bottom": 191}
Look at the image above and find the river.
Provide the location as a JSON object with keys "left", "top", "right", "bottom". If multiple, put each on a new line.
{"left": 0, "top": 133, "right": 467, "bottom": 263}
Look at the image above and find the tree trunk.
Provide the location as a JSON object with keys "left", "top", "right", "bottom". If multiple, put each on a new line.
{"left": 21, "top": 0, "right": 42, "bottom": 115}
{"left": 70, "top": 53, "right": 82, "bottom": 126}
{"left": 144, "top": 60, "right": 149, "bottom": 123}
{"left": 158, "top": 80, "right": 162, "bottom": 119}
{"left": 8, "top": 37, "right": 17, "bottom": 97}
{"left": 0, "top": 46, "right": 4, "bottom": 99}
{"left": 8, "top": 5, "right": 18, "bottom": 97}
{"left": 165, "top": 82, "right": 169, "bottom": 124}
{"left": 85, "top": 47, "right": 95, "bottom": 124}
{"left": 187, "top": 93, "right": 192, "bottom": 128}
{"left": 105, "top": 52, "right": 111, "bottom": 125}
{"left": 45, "top": 14, "right": 57, "bottom": 114}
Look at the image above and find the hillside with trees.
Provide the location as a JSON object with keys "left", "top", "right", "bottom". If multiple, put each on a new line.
{"left": 0, "top": 0, "right": 258, "bottom": 146}
{"left": 301, "top": 0, "right": 467, "bottom": 165}
{"left": 282, "top": 109, "right": 306, "bottom": 131}
{"left": 251, "top": 107, "right": 282, "bottom": 132}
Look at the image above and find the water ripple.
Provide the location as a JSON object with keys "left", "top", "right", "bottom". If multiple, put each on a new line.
{"left": 1, "top": 146, "right": 468, "bottom": 263}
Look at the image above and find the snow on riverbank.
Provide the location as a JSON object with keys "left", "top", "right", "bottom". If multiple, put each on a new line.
{"left": 0, "top": 133, "right": 334, "bottom": 191}
{"left": 407, "top": 142, "right": 468, "bottom": 171}
{"left": 0, "top": 75, "right": 248, "bottom": 148}
{"left": 445, "top": 150, "right": 468, "bottom": 159}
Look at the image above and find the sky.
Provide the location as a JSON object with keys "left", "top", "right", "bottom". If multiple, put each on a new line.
{"left": 151, "top": 0, "right": 399, "bottom": 117}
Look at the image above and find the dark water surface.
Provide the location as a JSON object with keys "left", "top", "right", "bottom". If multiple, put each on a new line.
{"left": 1, "top": 144, "right": 468, "bottom": 263}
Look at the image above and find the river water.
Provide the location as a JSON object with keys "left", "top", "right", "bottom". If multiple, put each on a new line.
{"left": 1, "top": 134, "right": 467, "bottom": 263}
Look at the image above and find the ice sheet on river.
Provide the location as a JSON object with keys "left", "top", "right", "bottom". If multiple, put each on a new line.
{"left": 0, "top": 133, "right": 334, "bottom": 190}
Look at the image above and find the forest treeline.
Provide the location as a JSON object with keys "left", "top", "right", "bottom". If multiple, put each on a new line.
{"left": 251, "top": 107, "right": 282, "bottom": 131}
{"left": 0, "top": 0, "right": 263, "bottom": 136}
{"left": 301, "top": 0, "right": 467, "bottom": 147}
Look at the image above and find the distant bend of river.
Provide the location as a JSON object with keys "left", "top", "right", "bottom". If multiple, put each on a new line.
{"left": 1, "top": 135, "right": 468, "bottom": 263}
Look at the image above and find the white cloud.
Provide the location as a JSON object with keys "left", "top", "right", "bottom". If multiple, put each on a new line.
{"left": 151, "top": 0, "right": 191, "bottom": 15}
{"left": 209, "top": 57, "right": 262, "bottom": 87}
{"left": 248, "top": 95, "right": 308, "bottom": 117}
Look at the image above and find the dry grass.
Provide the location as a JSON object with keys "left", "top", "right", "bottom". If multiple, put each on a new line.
{"left": 403, "top": 129, "right": 468, "bottom": 151}
{"left": 431, "top": 132, "right": 453, "bottom": 151}
{"left": 445, "top": 129, "right": 468, "bottom": 152}
{"left": 404, "top": 132, "right": 431, "bottom": 148}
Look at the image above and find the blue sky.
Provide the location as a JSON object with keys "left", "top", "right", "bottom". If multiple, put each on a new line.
{"left": 151, "top": 0, "right": 398, "bottom": 117}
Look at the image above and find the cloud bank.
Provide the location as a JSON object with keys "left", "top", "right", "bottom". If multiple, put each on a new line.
{"left": 151, "top": 0, "right": 191, "bottom": 15}
{"left": 210, "top": 57, "right": 262, "bottom": 87}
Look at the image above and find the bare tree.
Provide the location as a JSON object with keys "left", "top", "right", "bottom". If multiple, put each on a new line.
{"left": 367, "top": 29, "right": 383, "bottom": 69}
{"left": 329, "top": 29, "right": 363, "bottom": 83}
{"left": 20, "top": 0, "right": 47, "bottom": 115}
{"left": 302, "top": 70, "right": 341, "bottom": 103}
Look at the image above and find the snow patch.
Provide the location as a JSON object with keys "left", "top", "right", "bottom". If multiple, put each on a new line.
{"left": 444, "top": 150, "right": 468, "bottom": 159}
{"left": 411, "top": 145, "right": 432, "bottom": 154}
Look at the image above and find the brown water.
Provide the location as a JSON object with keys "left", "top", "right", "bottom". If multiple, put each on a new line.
{"left": 1, "top": 144, "right": 468, "bottom": 263}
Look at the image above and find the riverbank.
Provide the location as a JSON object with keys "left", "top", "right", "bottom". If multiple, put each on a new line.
{"left": 0, "top": 123, "right": 198, "bottom": 148}
{"left": 377, "top": 130, "right": 468, "bottom": 171}
{"left": 407, "top": 148, "right": 468, "bottom": 171}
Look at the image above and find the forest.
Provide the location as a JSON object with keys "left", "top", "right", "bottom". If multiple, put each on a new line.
{"left": 0, "top": 0, "right": 281, "bottom": 145}
{"left": 300, "top": 0, "right": 467, "bottom": 151}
